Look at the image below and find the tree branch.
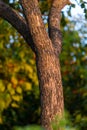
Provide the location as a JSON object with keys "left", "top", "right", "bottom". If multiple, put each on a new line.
{"left": 0, "top": 0, "right": 35, "bottom": 51}
{"left": 20, "top": 0, "right": 54, "bottom": 54}
{"left": 48, "top": 0, "right": 71, "bottom": 56}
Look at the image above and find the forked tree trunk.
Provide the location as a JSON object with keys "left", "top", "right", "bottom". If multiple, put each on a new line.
{"left": 0, "top": 0, "right": 70, "bottom": 130}
{"left": 20, "top": 0, "right": 70, "bottom": 130}
{"left": 20, "top": 1, "right": 65, "bottom": 130}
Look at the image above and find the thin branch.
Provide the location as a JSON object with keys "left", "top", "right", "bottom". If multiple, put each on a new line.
{"left": 0, "top": 0, "right": 35, "bottom": 51}
{"left": 48, "top": 0, "right": 71, "bottom": 56}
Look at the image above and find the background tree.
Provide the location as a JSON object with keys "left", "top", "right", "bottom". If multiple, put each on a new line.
{"left": 61, "top": 15, "right": 87, "bottom": 130}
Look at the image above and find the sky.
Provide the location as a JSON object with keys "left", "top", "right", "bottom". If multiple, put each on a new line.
{"left": 70, "top": 0, "right": 84, "bottom": 16}
{"left": 63, "top": 0, "right": 87, "bottom": 17}
{"left": 62, "top": 0, "right": 87, "bottom": 45}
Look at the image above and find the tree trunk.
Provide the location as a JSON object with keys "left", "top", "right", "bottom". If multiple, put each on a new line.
{"left": 0, "top": 0, "right": 71, "bottom": 129}
{"left": 36, "top": 51, "right": 64, "bottom": 130}
{"left": 20, "top": 0, "right": 70, "bottom": 130}
{"left": 20, "top": 1, "right": 64, "bottom": 129}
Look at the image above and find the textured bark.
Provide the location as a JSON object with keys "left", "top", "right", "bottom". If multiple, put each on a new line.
{"left": 36, "top": 53, "right": 64, "bottom": 130}
{"left": 0, "top": 0, "right": 71, "bottom": 130}
{"left": 20, "top": 0, "right": 52, "bottom": 53}
{"left": 48, "top": 0, "right": 71, "bottom": 56}
{"left": 20, "top": 0, "right": 66, "bottom": 130}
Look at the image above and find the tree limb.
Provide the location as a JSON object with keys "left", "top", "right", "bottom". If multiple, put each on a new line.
{"left": 48, "top": 0, "right": 71, "bottom": 56}
{"left": 20, "top": 0, "right": 54, "bottom": 54}
{"left": 0, "top": 0, "right": 35, "bottom": 51}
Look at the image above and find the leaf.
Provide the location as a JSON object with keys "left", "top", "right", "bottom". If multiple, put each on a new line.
{"left": 71, "top": 4, "right": 75, "bottom": 8}
{"left": 11, "top": 76, "right": 18, "bottom": 85}
{"left": 24, "top": 82, "right": 32, "bottom": 91}
{"left": 16, "top": 86, "right": 22, "bottom": 94}
{"left": 12, "top": 95, "right": 22, "bottom": 102}
{"left": 81, "top": 3, "right": 85, "bottom": 8}
{"left": 0, "top": 80, "right": 5, "bottom": 92}
{"left": 11, "top": 102, "right": 19, "bottom": 108}
{"left": 0, "top": 100, "right": 5, "bottom": 112}
{"left": 7, "top": 83, "right": 15, "bottom": 95}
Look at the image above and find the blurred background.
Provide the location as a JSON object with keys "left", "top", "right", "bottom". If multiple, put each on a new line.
{"left": 0, "top": 0, "right": 87, "bottom": 130}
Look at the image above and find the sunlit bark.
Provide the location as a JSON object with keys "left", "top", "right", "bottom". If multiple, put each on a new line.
{"left": 0, "top": 0, "right": 70, "bottom": 129}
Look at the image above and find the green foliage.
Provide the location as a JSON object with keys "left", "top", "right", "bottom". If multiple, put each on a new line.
{"left": 39, "top": 0, "right": 51, "bottom": 14}
{"left": 13, "top": 125, "right": 44, "bottom": 130}
{"left": 0, "top": 19, "right": 40, "bottom": 129}
{"left": 60, "top": 17, "right": 87, "bottom": 130}
{"left": 51, "top": 112, "right": 79, "bottom": 130}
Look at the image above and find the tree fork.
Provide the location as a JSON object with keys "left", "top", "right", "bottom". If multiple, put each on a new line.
{"left": 20, "top": 0, "right": 71, "bottom": 130}
{"left": 0, "top": 0, "right": 71, "bottom": 129}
